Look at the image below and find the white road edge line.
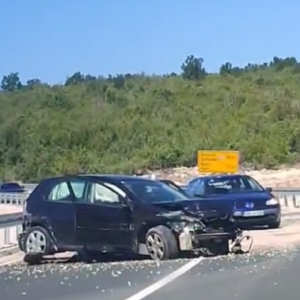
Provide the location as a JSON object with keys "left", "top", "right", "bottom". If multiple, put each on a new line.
{"left": 124, "top": 257, "right": 204, "bottom": 300}
{"left": 0, "top": 257, "right": 23, "bottom": 267}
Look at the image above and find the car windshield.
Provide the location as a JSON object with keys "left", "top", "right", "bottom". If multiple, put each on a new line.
{"left": 198, "top": 176, "right": 264, "bottom": 196}
{"left": 122, "top": 179, "right": 188, "bottom": 203}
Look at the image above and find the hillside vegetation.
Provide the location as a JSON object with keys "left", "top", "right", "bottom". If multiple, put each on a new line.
{"left": 1, "top": 56, "right": 300, "bottom": 181}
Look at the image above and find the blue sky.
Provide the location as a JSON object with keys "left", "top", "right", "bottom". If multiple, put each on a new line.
{"left": 1, "top": 1, "right": 299, "bottom": 84}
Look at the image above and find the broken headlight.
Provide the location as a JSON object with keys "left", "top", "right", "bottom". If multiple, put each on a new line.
{"left": 170, "top": 221, "right": 202, "bottom": 232}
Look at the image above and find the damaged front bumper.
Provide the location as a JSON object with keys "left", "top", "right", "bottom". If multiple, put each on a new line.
{"left": 159, "top": 210, "right": 253, "bottom": 255}
{"left": 177, "top": 225, "right": 253, "bottom": 254}
{"left": 177, "top": 226, "right": 233, "bottom": 250}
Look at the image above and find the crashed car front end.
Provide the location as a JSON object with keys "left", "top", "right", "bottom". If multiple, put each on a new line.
{"left": 160, "top": 210, "right": 251, "bottom": 255}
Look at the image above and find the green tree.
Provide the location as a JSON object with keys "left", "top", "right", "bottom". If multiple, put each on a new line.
{"left": 181, "top": 55, "right": 206, "bottom": 81}
{"left": 1, "top": 72, "right": 22, "bottom": 91}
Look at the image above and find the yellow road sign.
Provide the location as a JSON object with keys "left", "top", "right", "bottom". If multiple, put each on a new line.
{"left": 197, "top": 150, "right": 240, "bottom": 174}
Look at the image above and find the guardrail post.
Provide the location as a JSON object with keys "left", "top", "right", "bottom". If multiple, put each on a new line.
{"left": 4, "top": 226, "right": 10, "bottom": 245}
{"left": 16, "top": 224, "right": 22, "bottom": 239}
{"left": 0, "top": 192, "right": 28, "bottom": 206}
{"left": 284, "top": 196, "right": 288, "bottom": 207}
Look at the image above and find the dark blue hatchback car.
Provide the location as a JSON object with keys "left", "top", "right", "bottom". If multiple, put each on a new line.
{"left": 0, "top": 182, "right": 25, "bottom": 193}
{"left": 185, "top": 174, "right": 281, "bottom": 229}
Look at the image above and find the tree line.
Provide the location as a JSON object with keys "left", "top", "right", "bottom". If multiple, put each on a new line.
{"left": 1, "top": 55, "right": 300, "bottom": 181}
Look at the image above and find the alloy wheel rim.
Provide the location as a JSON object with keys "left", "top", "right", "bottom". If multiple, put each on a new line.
{"left": 26, "top": 231, "right": 47, "bottom": 253}
{"left": 146, "top": 233, "right": 164, "bottom": 260}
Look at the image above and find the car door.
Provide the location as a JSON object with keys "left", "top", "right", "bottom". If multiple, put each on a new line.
{"left": 42, "top": 178, "right": 76, "bottom": 246}
{"left": 74, "top": 178, "right": 133, "bottom": 250}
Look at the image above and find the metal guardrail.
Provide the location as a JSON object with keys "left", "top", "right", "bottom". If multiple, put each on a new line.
{"left": 1, "top": 185, "right": 300, "bottom": 207}
{"left": 0, "top": 193, "right": 29, "bottom": 205}
{"left": 0, "top": 213, "right": 23, "bottom": 226}
{"left": 273, "top": 190, "right": 300, "bottom": 208}
{"left": 0, "top": 187, "right": 300, "bottom": 250}
{"left": 0, "top": 213, "right": 23, "bottom": 249}
{"left": 0, "top": 184, "right": 37, "bottom": 206}
{"left": 23, "top": 183, "right": 37, "bottom": 190}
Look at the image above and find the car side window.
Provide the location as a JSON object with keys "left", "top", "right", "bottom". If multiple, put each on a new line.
{"left": 187, "top": 179, "right": 200, "bottom": 194}
{"left": 69, "top": 179, "right": 88, "bottom": 202}
{"left": 48, "top": 181, "right": 72, "bottom": 202}
{"left": 193, "top": 180, "right": 205, "bottom": 196}
{"left": 89, "top": 182, "right": 123, "bottom": 206}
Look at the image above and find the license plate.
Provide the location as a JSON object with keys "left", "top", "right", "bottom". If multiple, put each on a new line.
{"left": 243, "top": 210, "right": 264, "bottom": 217}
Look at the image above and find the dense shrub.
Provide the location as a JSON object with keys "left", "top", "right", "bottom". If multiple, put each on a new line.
{"left": 1, "top": 56, "right": 300, "bottom": 181}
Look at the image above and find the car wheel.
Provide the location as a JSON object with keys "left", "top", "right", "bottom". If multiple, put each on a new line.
{"left": 146, "top": 226, "right": 179, "bottom": 261}
{"left": 269, "top": 220, "right": 281, "bottom": 229}
{"left": 23, "top": 226, "right": 53, "bottom": 265}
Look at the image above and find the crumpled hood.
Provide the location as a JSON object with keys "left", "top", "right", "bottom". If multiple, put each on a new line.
{"left": 151, "top": 199, "right": 234, "bottom": 220}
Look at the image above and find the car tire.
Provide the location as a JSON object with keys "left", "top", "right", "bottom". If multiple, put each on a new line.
{"left": 23, "top": 226, "right": 53, "bottom": 265}
{"left": 146, "top": 225, "right": 179, "bottom": 261}
{"left": 268, "top": 220, "right": 281, "bottom": 229}
{"left": 23, "top": 253, "right": 44, "bottom": 265}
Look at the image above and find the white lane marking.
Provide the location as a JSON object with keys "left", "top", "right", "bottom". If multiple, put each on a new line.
{"left": 124, "top": 257, "right": 203, "bottom": 300}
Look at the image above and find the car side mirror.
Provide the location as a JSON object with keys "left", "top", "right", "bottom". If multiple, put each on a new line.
{"left": 266, "top": 187, "right": 272, "bottom": 192}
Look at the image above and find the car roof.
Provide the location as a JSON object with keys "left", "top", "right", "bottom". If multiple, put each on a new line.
{"left": 81, "top": 174, "right": 152, "bottom": 181}
{"left": 1, "top": 182, "right": 22, "bottom": 186}
{"left": 42, "top": 174, "right": 153, "bottom": 182}
{"left": 190, "top": 174, "right": 249, "bottom": 182}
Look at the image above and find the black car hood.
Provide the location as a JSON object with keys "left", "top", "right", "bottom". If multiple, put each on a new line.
{"left": 151, "top": 198, "right": 234, "bottom": 220}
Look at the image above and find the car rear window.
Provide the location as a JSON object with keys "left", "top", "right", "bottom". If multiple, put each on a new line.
{"left": 202, "top": 176, "right": 264, "bottom": 195}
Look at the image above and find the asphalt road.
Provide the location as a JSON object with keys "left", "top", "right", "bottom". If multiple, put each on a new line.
{"left": 0, "top": 246, "right": 299, "bottom": 300}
